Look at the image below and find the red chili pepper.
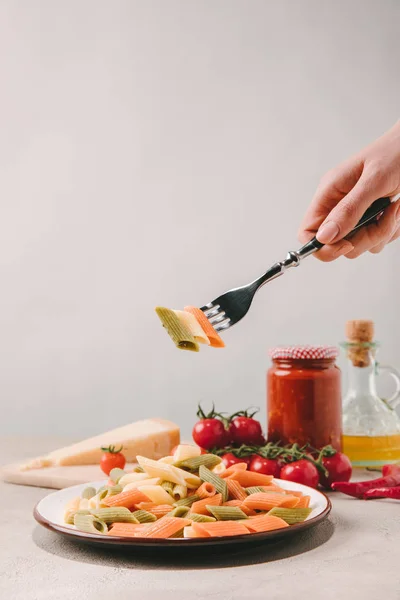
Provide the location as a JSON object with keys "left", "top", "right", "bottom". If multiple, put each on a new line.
{"left": 382, "top": 463, "right": 400, "bottom": 477}
{"left": 331, "top": 470, "right": 400, "bottom": 498}
{"left": 363, "top": 486, "right": 400, "bottom": 500}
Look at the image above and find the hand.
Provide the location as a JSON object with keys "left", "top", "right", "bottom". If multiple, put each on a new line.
{"left": 298, "top": 121, "right": 400, "bottom": 261}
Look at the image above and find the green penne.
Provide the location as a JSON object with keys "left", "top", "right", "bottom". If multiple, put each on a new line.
{"left": 245, "top": 486, "right": 268, "bottom": 495}
{"left": 81, "top": 486, "right": 96, "bottom": 500}
{"left": 172, "top": 484, "right": 187, "bottom": 501}
{"left": 132, "top": 510, "right": 157, "bottom": 523}
{"left": 64, "top": 509, "right": 90, "bottom": 525}
{"left": 175, "top": 455, "right": 222, "bottom": 471}
{"left": 161, "top": 481, "right": 175, "bottom": 495}
{"left": 74, "top": 513, "right": 108, "bottom": 534}
{"left": 97, "top": 485, "right": 123, "bottom": 501}
{"left": 268, "top": 507, "right": 312, "bottom": 524}
{"left": 199, "top": 465, "right": 228, "bottom": 502}
{"left": 186, "top": 512, "right": 216, "bottom": 523}
{"left": 155, "top": 307, "right": 199, "bottom": 352}
{"left": 168, "top": 506, "right": 190, "bottom": 518}
{"left": 91, "top": 508, "right": 139, "bottom": 525}
{"left": 206, "top": 506, "right": 248, "bottom": 521}
{"left": 109, "top": 468, "right": 126, "bottom": 484}
{"left": 174, "top": 494, "right": 200, "bottom": 507}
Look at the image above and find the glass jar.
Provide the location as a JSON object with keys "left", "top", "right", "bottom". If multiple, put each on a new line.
{"left": 341, "top": 341, "right": 400, "bottom": 467}
{"left": 267, "top": 345, "right": 342, "bottom": 451}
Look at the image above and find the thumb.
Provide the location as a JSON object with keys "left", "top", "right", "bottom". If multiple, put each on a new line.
{"left": 316, "top": 173, "right": 380, "bottom": 244}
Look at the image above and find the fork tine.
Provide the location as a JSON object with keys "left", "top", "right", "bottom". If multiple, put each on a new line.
{"left": 213, "top": 318, "right": 231, "bottom": 331}
{"left": 208, "top": 312, "right": 226, "bottom": 324}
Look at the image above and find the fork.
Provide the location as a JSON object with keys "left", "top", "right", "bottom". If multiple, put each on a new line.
{"left": 201, "top": 196, "right": 393, "bottom": 332}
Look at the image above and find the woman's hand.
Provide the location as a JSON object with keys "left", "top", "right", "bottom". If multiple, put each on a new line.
{"left": 298, "top": 121, "right": 400, "bottom": 261}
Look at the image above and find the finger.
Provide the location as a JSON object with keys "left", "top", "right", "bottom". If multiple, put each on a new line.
{"left": 316, "top": 166, "right": 388, "bottom": 244}
{"left": 312, "top": 240, "right": 355, "bottom": 262}
{"left": 389, "top": 225, "right": 400, "bottom": 244}
{"left": 369, "top": 223, "right": 400, "bottom": 254}
{"left": 344, "top": 201, "right": 400, "bottom": 259}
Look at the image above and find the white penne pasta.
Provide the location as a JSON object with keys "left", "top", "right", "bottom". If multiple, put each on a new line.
{"left": 212, "top": 462, "right": 226, "bottom": 475}
{"left": 138, "top": 485, "right": 175, "bottom": 506}
{"left": 122, "top": 478, "right": 160, "bottom": 492}
{"left": 63, "top": 496, "right": 80, "bottom": 523}
{"left": 183, "top": 526, "right": 197, "bottom": 538}
{"left": 79, "top": 498, "right": 90, "bottom": 510}
{"left": 173, "top": 310, "right": 210, "bottom": 345}
{"left": 173, "top": 444, "right": 201, "bottom": 462}
{"left": 158, "top": 456, "right": 175, "bottom": 465}
{"left": 118, "top": 472, "right": 150, "bottom": 487}
{"left": 88, "top": 493, "right": 108, "bottom": 510}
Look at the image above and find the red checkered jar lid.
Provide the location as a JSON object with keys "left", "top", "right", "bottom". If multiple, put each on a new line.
{"left": 269, "top": 345, "right": 339, "bottom": 360}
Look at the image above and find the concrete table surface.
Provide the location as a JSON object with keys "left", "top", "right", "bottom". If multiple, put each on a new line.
{"left": 1, "top": 437, "right": 399, "bottom": 600}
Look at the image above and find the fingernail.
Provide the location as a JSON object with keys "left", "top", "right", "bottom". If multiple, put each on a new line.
{"left": 334, "top": 241, "right": 354, "bottom": 257}
{"left": 316, "top": 221, "right": 340, "bottom": 244}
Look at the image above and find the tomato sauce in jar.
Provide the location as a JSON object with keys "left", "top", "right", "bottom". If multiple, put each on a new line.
{"left": 267, "top": 345, "right": 342, "bottom": 451}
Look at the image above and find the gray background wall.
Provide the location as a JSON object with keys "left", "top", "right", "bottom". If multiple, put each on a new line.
{"left": 1, "top": 0, "right": 399, "bottom": 439}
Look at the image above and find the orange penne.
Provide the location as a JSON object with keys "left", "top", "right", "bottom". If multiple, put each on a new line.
{"left": 226, "top": 479, "right": 247, "bottom": 501}
{"left": 295, "top": 495, "right": 311, "bottom": 508}
{"left": 191, "top": 521, "right": 212, "bottom": 538}
{"left": 228, "top": 471, "right": 273, "bottom": 487}
{"left": 243, "top": 492, "right": 299, "bottom": 511}
{"left": 149, "top": 504, "right": 173, "bottom": 518}
{"left": 220, "top": 463, "right": 248, "bottom": 479}
{"left": 196, "top": 482, "right": 216, "bottom": 499}
{"left": 108, "top": 523, "right": 149, "bottom": 537}
{"left": 191, "top": 493, "right": 222, "bottom": 515}
{"left": 196, "top": 521, "right": 250, "bottom": 537}
{"left": 260, "top": 484, "right": 285, "bottom": 493}
{"left": 242, "top": 515, "right": 289, "bottom": 533}
{"left": 184, "top": 306, "right": 225, "bottom": 348}
{"left": 134, "top": 502, "right": 157, "bottom": 511}
{"left": 103, "top": 489, "right": 150, "bottom": 509}
{"left": 138, "top": 517, "right": 191, "bottom": 539}
{"left": 282, "top": 490, "right": 304, "bottom": 497}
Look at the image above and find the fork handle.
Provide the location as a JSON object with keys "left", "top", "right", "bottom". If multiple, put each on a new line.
{"left": 298, "top": 196, "right": 392, "bottom": 259}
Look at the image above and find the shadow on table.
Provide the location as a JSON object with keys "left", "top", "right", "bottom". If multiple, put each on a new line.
{"left": 32, "top": 518, "right": 334, "bottom": 570}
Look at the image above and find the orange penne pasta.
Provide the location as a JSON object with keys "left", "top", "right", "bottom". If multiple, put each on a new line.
{"left": 242, "top": 515, "right": 289, "bottom": 533}
{"left": 108, "top": 523, "right": 149, "bottom": 537}
{"left": 149, "top": 504, "right": 173, "bottom": 518}
{"left": 191, "top": 493, "right": 222, "bottom": 515}
{"left": 226, "top": 479, "right": 247, "bottom": 501}
{"left": 103, "top": 489, "right": 150, "bottom": 509}
{"left": 133, "top": 502, "right": 157, "bottom": 511}
{"left": 243, "top": 492, "right": 299, "bottom": 511}
{"left": 228, "top": 471, "right": 273, "bottom": 487}
{"left": 260, "top": 484, "right": 285, "bottom": 493}
{"left": 184, "top": 306, "right": 225, "bottom": 348}
{"left": 295, "top": 495, "right": 311, "bottom": 508}
{"left": 220, "top": 463, "right": 248, "bottom": 479}
{"left": 138, "top": 517, "right": 191, "bottom": 539}
{"left": 282, "top": 490, "right": 304, "bottom": 497}
{"left": 191, "top": 522, "right": 212, "bottom": 538}
{"left": 196, "top": 482, "right": 216, "bottom": 499}
{"left": 196, "top": 521, "right": 250, "bottom": 537}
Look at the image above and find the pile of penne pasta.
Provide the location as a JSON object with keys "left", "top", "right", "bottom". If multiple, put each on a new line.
{"left": 64, "top": 445, "right": 312, "bottom": 539}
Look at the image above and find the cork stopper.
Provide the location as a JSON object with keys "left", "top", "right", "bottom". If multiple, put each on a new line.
{"left": 345, "top": 320, "right": 374, "bottom": 367}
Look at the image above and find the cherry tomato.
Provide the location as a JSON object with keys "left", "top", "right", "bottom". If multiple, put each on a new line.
{"left": 320, "top": 452, "right": 352, "bottom": 489}
{"left": 192, "top": 418, "right": 227, "bottom": 450}
{"left": 221, "top": 453, "right": 251, "bottom": 468}
{"left": 228, "top": 416, "right": 264, "bottom": 446}
{"left": 280, "top": 459, "right": 319, "bottom": 489}
{"left": 100, "top": 446, "right": 126, "bottom": 476}
{"left": 249, "top": 455, "right": 281, "bottom": 478}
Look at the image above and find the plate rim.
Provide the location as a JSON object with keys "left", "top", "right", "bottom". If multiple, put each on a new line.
{"left": 33, "top": 479, "right": 332, "bottom": 547}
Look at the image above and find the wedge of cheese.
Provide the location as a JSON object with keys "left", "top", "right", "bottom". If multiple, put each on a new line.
{"left": 21, "top": 419, "right": 180, "bottom": 470}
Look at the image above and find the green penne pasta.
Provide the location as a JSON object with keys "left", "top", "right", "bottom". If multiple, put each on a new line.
{"left": 64, "top": 509, "right": 90, "bottom": 525}
{"left": 109, "top": 468, "right": 126, "bottom": 484}
{"left": 161, "top": 481, "right": 175, "bottom": 495}
{"left": 91, "top": 508, "right": 139, "bottom": 525}
{"left": 168, "top": 506, "right": 190, "bottom": 518}
{"left": 186, "top": 512, "right": 216, "bottom": 523}
{"left": 74, "top": 513, "right": 108, "bottom": 534}
{"left": 132, "top": 510, "right": 157, "bottom": 523}
{"left": 172, "top": 484, "right": 187, "bottom": 501}
{"left": 155, "top": 307, "right": 199, "bottom": 352}
{"left": 81, "top": 486, "right": 96, "bottom": 500}
{"left": 96, "top": 485, "right": 122, "bottom": 501}
{"left": 206, "top": 506, "right": 248, "bottom": 521}
{"left": 245, "top": 486, "right": 270, "bottom": 495}
{"left": 199, "top": 466, "right": 228, "bottom": 502}
{"left": 175, "top": 455, "right": 222, "bottom": 471}
{"left": 268, "top": 507, "right": 312, "bottom": 524}
{"left": 174, "top": 494, "right": 200, "bottom": 507}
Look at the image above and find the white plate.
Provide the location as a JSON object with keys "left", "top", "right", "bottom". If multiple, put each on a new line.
{"left": 34, "top": 478, "right": 331, "bottom": 550}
